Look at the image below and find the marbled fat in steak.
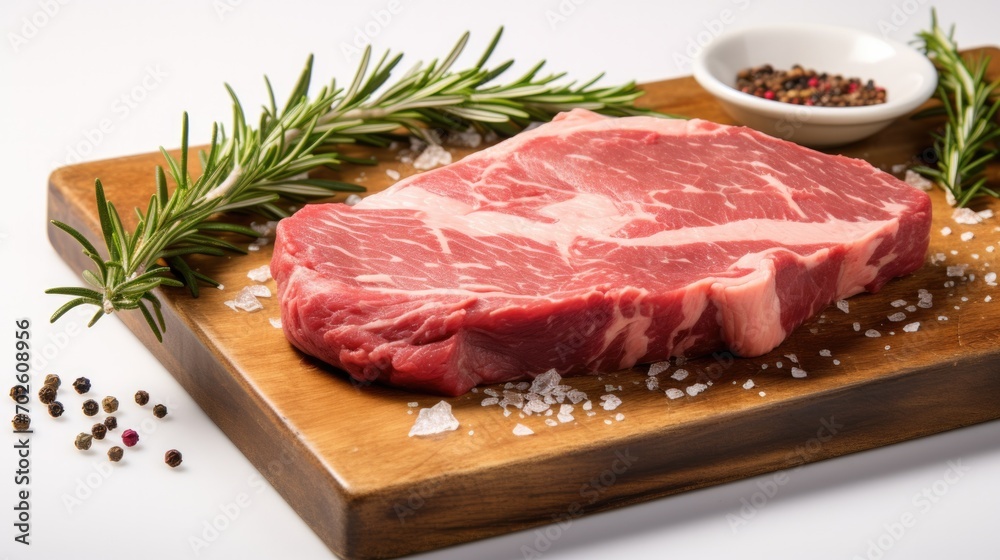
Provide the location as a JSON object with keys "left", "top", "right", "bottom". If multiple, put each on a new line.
{"left": 272, "top": 109, "right": 931, "bottom": 395}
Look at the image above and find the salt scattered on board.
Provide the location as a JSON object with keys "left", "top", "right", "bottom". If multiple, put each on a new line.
{"left": 385, "top": 169, "right": 401, "bottom": 181}
{"left": 887, "top": 312, "right": 906, "bottom": 322}
{"left": 685, "top": 383, "right": 708, "bottom": 397}
{"left": 647, "top": 361, "right": 670, "bottom": 376}
{"left": 791, "top": 367, "right": 808, "bottom": 378}
{"left": 904, "top": 169, "right": 933, "bottom": 190}
{"left": 412, "top": 144, "right": 453, "bottom": 170}
{"left": 742, "top": 379, "right": 755, "bottom": 390}
{"left": 960, "top": 231, "right": 975, "bottom": 242}
{"left": 670, "top": 369, "right": 689, "bottom": 381}
{"left": 819, "top": 349, "right": 832, "bottom": 357}
{"left": 512, "top": 424, "right": 534, "bottom": 436}
{"left": 665, "top": 388, "right": 684, "bottom": 400}
{"left": 408, "top": 401, "right": 460, "bottom": 437}
{"left": 600, "top": 394, "right": 622, "bottom": 411}
{"left": 248, "top": 285, "right": 271, "bottom": 298}
{"left": 268, "top": 317, "right": 282, "bottom": 329}
{"left": 903, "top": 322, "right": 920, "bottom": 332}
{"left": 247, "top": 264, "right": 272, "bottom": 282}
{"left": 865, "top": 329, "right": 882, "bottom": 338}
{"left": 836, "top": 299, "right": 850, "bottom": 313}
{"left": 233, "top": 287, "right": 263, "bottom": 312}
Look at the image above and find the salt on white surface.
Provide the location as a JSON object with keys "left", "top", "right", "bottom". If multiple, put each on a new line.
{"left": 408, "top": 401, "right": 460, "bottom": 437}
{"left": 345, "top": 194, "right": 363, "bottom": 206}
{"left": 903, "top": 322, "right": 920, "bottom": 332}
{"left": 790, "top": 367, "right": 808, "bottom": 379}
{"left": 665, "top": 388, "right": 684, "bottom": 400}
{"left": 742, "top": 379, "right": 755, "bottom": 390}
{"left": 412, "top": 144, "right": 453, "bottom": 170}
{"left": 960, "top": 231, "right": 975, "bottom": 242}
{"left": 268, "top": 317, "right": 282, "bottom": 329}
{"left": 904, "top": 169, "right": 933, "bottom": 190}
{"left": 600, "top": 394, "right": 622, "bottom": 411}
{"left": 670, "top": 369, "right": 689, "bottom": 381}
{"left": 233, "top": 286, "right": 264, "bottom": 312}
{"left": 865, "top": 329, "right": 882, "bottom": 338}
{"left": 512, "top": 424, "right": 534, "bottom": 436}
{"left": 887, "top": 312, "right": 906, "bottom": 322}
{"left": 685, "top": 383, "right": 708, "bottom": 397}
{"left": 247, "top": 264, "right": 272, "bottom": 282}
{"left": 647, "top": 361, "right": 670, "bottom": 376}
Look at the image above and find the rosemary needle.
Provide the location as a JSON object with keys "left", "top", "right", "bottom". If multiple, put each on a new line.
{"left": 47, "top": 28, "right": 665, "bottom": 341}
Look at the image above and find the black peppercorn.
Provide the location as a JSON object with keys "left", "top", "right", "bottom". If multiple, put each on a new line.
{"left": 73, "top": 377, "right": 91, "bottom": 394}
{"left": 134, "top": 390, "right": 149, "bottom": 406}
{"left": 91, "top": 423, "right": 108, "bottom": 440}
{"left": 48, "top": 401, "right": 64, "bottom": 417}
{"left": 44, "top": 374, "right": 61, "bottom": 389}
{"left": 82, "top": 399, "right": 99, "bottom": 416}
{"left": 102, "top": 396, "right": 119, "bottom": 413}
{"left": 164, "top": 449, "right": 183, "bottom": 468}
{"left": 108, "top": 446, "right": 124, "bottom": 462}
{"left": 37, "top": 384, "right": 57, "bottom": 405}
{"left": 74, "top": 432, "right": 93, "bottom": 451}
{"left": 104, "top": 416, "right": 118, "bottom": 431}
{"left": 12, "top": 414, "right": 30, "bottom": 431}
{"left": 153, "top": 404, "right": 168, "bottom": 418}
{"left": 9, "top": 385, "right": 27, "bottom": 403}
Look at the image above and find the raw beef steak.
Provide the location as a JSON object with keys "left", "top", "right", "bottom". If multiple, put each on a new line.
{"left": 272, "top": 109, "right": 931, "bottom": 395}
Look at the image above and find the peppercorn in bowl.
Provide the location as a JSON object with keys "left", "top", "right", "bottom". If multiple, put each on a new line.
{"left": 693, "top": 23, "right": 936, "bottom": 147}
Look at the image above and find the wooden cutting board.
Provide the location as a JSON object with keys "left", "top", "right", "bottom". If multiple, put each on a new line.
{"left": 47, "top": 48, "right": 1000, "bottom": 560}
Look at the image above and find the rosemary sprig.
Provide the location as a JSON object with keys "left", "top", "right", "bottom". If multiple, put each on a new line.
{"left": 48, "top": 29, "right": 662, "bottom": 341}
{"left": 914, "top": 11, "right": 1000, "bottom": 207}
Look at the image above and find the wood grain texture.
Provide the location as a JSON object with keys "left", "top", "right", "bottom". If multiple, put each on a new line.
{"left": 47, "top": 49, "right": 1000, "bottom": 559}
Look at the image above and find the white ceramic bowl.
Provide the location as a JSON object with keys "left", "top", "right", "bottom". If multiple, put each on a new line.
{"left": 693, "top": 23, "right": 937, "bottom": 147}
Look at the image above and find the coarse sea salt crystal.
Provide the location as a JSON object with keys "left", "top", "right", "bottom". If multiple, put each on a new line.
{"left": 865, "top": 329, "right": 882, "bottom": 338}
{"left": 645, "top": 377, "right": 659, "bottom": 391}
{"left": 941, "top": 226, "right": 953, "bottom": 236}
{"left": 776, "top": 361, "right": 783, "bottom": 369}
{"left": 833, "top": 359, "right": 841, "bottom": 365}
{"left": 600, "top": 394, "right": 622, "bottom": 411}
{"left": 791, "top": 367, "right": 807, "bottom": 378}
{"left": 784, "top": 354, "right": 799, "bottom": 364}
{"left": 888, "top": 312, "right": 906, "bottom": 322}
{"left": 446, "top": 127, "right": 483, "bottom": 148}
{"left": 905, "top": 169, "right": 933, "bottom": 190}
{"left": 385, "top": 169, "right": 401, "bottom": 181}
{"left": 512, "top": 424, "right": 534, "bottom": 436}
{"left": 987, "top": 295, "right": 993, "bottom": 303}
{"left": 853, "top": 322, "right": 861, "bottom": 332}
{"left": 480, "top": 397, "right": 499, "bottom": 407}
{"left": 665, "top": 388, "right": 684, "bottom": 400}
{"left": 819, "top": 349, "right": 832, "bottom": 357}
{"left": 671, "top": 369, "right": 689, "bottom": 381}
{"left": 615, "top": 413, "right": 625, "bottom": 422}
{"left": 223, "top": 300, "right": 237, "bottom": 311}
{"left": 247, "top": 264, "right": 272, "bottom": 282}
{"left": 530, "top": 369, "right": 562, "bottom": 395}
{"left": 685, "top": 383, "right": 708, "bottom": 396}
{"left": 947, "top": 265, "right": 968, "bottom": 277}
{"left": 268, "top": 317, "right": 282, "bottom": 329}
{"left": 412, "top": 144, "right": 453, "bottom": 170}
{"left": 647, "top": 361, "right": 670, "bottom": 376}
{"left": 938, "top": 316, "right": 949, "bottom": 321}
{"left": 836, "top": 300, "right": 850, "bottom": 313}
{"left": 582, "top": 400, "right": 593, "bottom": 411}
{"left": 345, "top": 194, "right": 363, "bottom": 206}
{"left": 986, "top": 272, "right": 997, "bottom": 285}
{"left": 892, "top": 163, "right": 907, "bottom": 174}
{"left": 742, "top": 379, "right": 755, "bottom": 390}
{"left": 234, "top": 287, "right": 264, "bottom": 312}
{"left": 408, "top": 401, "right": 460, "bottom": 437}
{"left": 545, "top": 418, "right": 558, "bottom": 427}
{"left": 761, "top": 364, "right": 768, "bottom": 370}
{"left": 961, "top": 231, "right": 975, "bottom": 242}
{"left": 891, "top": 299, "right": 907, "bottom": 307}
{"left": 953, "top": 207, "right": 985, "bottom": 225}
{"left": 903, "top": 322, "right": 920, "bottom": 332}
{"left": 248, "top": 284, "right": 271, "bottom": 298}
{"left": 759, "top": 391, "right": 767, "bottom": 397}
{"left": 407, "top": 402, "right": 419, "bottom": 408}
{"left": 906, "top": 305, "right": 917, "bottom": 312}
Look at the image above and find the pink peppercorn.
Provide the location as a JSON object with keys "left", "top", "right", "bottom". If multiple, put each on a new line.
{"left": 763, "top": 90, "right": 775, "bottom": 100}
{"left": 807, "top": 76, "right": 819, "bottom": 88}
{"left": 122, "top": 429, "right": 139, "bottom": 447}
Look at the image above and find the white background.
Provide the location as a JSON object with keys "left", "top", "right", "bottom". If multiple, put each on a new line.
{"left": 2, "top": 1, "right": 999, "bottom": 559}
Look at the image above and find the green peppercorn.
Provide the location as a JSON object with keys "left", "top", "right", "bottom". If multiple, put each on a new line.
{"left": 102, "top": 396, "right": 119, "bottom": 414}
{"left": 82, "top": 399, "right": 99, "bottom": 417}
{"left": 12, "top": 414, "right": 30, "bottom": 431}
{"left": 108, "top": 446, "right": 124, "bottom": 462}
{"left": 164, "top": 449, "right": 183, "bottom": 468}
{"left": 37, "top": 384, "right": 57, "bottom": 405}
{"left": 134, "top": 390, "right": 149, "bottom": 406}
{"left": 9, "top": 385, "right": 27, "bottom": 403}
{"left": 104, "top": 416, "right": 118, "bottom": 431}
{"left": 48, "top": 401, "right": 64, "bottom": 417}
{"left": 91, "top": 423, "right": 108, "bottom": 440}
{"left": 44, "top": 374, "right": 61, "bottom": 389}
{"left": 153, "top": 404, "right": 168, "bottom": 418}
{"left": 73, "top": 377, "right": 91, "bottom": 394}
{"left": 74, "top": 432, "right": 93, "bottom": 451}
